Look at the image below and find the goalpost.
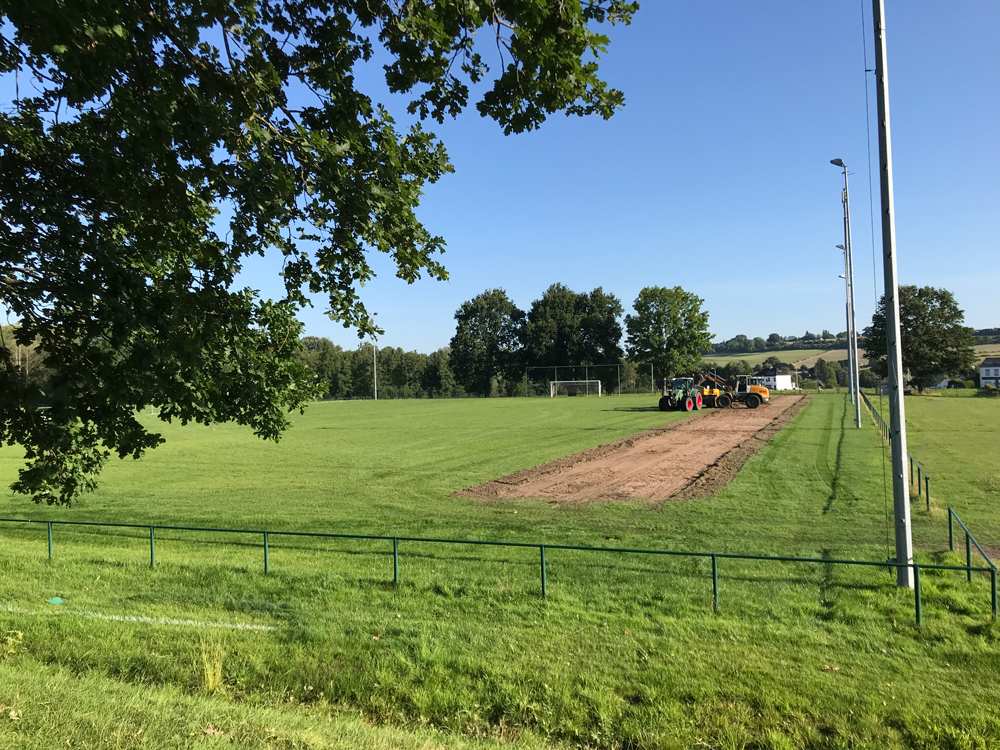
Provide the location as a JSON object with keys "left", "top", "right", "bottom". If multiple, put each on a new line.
{"left": 549, "top": 380, "right": 602, "bottom": 398}
{"left": 526, "top": 364, "right": 655, "bottom": 396}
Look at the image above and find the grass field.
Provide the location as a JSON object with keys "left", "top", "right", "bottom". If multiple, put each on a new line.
{"left": 1, "top": 393, "right": 998, "bottom": 748}
{"left": 700, "top": 348, "right": 838, "bottom": 368}
{"left": 885, "top": 394, "right": 1000, "bottom": 545}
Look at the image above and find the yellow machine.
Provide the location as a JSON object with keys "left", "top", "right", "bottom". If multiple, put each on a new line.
{"left": 695, "top": 372, "right": 729, "bottom": 407}
{"left": 732, "top": 375, "right": 770, "bottom": 408}
{"left": 695, "top": 372, "right": 770, "bottom": 409}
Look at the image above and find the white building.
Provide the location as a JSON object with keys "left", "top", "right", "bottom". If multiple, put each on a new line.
{"left": 759, "top": 367, "right": 796, "bottom": 390}
{"left": 981, "top": 357, "right": 1000, "bottom": 388}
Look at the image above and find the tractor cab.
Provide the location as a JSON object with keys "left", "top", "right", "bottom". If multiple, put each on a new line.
{"left": 733, "top": 375, "right": 770, "bottom": 408}
{"left": 658, "top": 377, "right": 703, "bottom": 412}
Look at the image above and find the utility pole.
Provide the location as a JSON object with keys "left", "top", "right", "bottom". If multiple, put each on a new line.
{"left": 832, "top": 160, "right": 862, "bottom": 429}
{"left": 845, "top": 177, "right": 861, "bottom": 428}
{"left": 872, "top": 0, "right": 913, "bottom": 589}
{"left": 372, "top": 339, "right": 378, "bottom": 400}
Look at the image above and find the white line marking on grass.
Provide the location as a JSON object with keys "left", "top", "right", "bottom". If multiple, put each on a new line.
{"left": 0, "top": 604, "right": 277, "bottom": 632}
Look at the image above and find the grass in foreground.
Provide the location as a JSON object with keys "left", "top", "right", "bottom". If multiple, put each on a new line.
{"left": 0, "top": 394, "right": 998, "bottom": 749}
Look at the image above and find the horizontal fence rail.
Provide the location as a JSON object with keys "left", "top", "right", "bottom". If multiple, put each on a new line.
{"left": 860, "top": 392, "right": 932, "bottom": 510}
{"left": 1, "top": 516, "right": 996, "bottom": 626}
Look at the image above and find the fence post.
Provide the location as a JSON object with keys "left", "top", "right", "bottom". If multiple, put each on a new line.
{"left": 992, "top": 568, "right": 997, "bottom": 621}
{"left": 914, "top": 565, "right": 922, "bottom": 626}
{"left": 711, "top": 555, "right": 719, "bottom": 614}
{"left": 966, "top": 532, "right": 973, "bottom": 583}
{"left": 540, "top": 546, "right": 547, "bottom": 598}
{"left": 392, "top": 538, "right": 399, "bottom": 583}
{"left": 925, "top": 476, "right": 930, "bottom": 511}
{"left": 149, "top": 526, "right": 155, "bottom": 568}
{"left": 263, "top": 532, "right": 269, "bottom": 574}
{"left": 917, "top": 469, "right": 922, "bottom": 500}
{"left": 909, "top": 456, "right": 913, "bottom": 485}
{"left": 47, "top": 522, "right": 53, "bottom": 559}
{"left": 948, "top": 508, "right": 954, "bottom": 551}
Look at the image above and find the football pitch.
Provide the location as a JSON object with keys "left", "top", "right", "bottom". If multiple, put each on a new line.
{"left": 0, "top": 393, "right": 998, "bottom": 748}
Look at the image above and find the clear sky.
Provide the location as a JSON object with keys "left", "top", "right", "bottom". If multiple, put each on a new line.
{"left": 244, "top": 0, "right": 995, "bottom": 354}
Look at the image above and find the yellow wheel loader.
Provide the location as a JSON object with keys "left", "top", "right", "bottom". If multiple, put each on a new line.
{"left": 694, "top": 372, "right": 770, "bottom": 409}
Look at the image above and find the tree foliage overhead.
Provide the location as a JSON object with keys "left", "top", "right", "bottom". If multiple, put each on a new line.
{"left": 0, "top": 0, "right": 637, "bottom": 504}
{"left": 624, "top": 286, "right": 710, "bottom": 379}
{"left": 863, "top": 285, "right": 976, "bottom": 392}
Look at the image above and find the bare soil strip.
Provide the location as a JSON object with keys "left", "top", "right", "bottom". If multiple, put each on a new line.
{"left": 454, "top": 395, "right": 811, "bottom": 504}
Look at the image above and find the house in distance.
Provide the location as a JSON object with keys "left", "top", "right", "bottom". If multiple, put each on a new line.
{"left": 759, "top": 367, "right": 796, "bottom": 391}
{"left": 980, "top": 357, "right": 1000, "bottom": 388}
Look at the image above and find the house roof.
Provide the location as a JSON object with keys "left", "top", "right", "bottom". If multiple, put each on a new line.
{"left": 981, "top": 358, "right": 1000, "bottom": 368}
{"left": 759, "top": 367, "right": 791, "bottom": 376}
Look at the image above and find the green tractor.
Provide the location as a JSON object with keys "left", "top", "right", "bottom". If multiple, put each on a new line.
{"left": 658, "top": 377, "right": 704, "bottom": 412}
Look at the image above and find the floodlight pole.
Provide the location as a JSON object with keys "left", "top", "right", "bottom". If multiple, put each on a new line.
{"left": 872, "top": 0, "right": 913, "bottom": 589}
{"left": 845, "top": 176, "right": 861, "bottom": 428}
{"left": 834, "top": 161, "right": 862, "bottom": 429}
{"left": 838, "top": 247, "right": 854, "bottom": 405}
{"left": 372, "top": 339, "right": 378, "bottom": 400}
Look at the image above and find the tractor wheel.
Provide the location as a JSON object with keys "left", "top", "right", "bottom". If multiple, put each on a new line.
{"left": 717, "top": 394, "right": 732, "bottom": 408}
{"left": 695, "top": 394, "right": 703, "bottom": 410}
{"left": 683, "top": 396, "right": 695, "bottom": 412}
{"left": 658, "top": 397, "right": 671, "bottom": 412}
{"left": 745, "top": 394, "right": 761, "bottom": 409}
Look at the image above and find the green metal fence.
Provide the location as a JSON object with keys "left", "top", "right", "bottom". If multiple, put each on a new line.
{"left": 949, "top": 506, "right": 997, "bottom": 584}
{"left": 860, "top": 392, "right": 932, "bottom": 510}
{"left": 1, "top": 516, "right": 995, "bottom": 626}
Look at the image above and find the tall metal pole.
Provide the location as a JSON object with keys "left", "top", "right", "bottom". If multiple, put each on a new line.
{"left": 872, "top": 0, "right": 913, "bottom": 589}
{"left": 838, "top": 243, "right": 855, "bottom": 406}
{"left": 842, "top": 166, "right": 862, "bottom": 428}
{"left": 372, "top": 340, "right": 378, "bottom": 400}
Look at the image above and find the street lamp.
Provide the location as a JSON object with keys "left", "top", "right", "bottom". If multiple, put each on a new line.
{"left": 831, "top": 160, "right": 861, "bottom": 429}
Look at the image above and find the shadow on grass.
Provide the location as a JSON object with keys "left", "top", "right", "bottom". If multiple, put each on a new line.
{"left": 823, "top": 399, "right": 849, "bottom": 515}
{"left": 604, "top": 406, "right": 663, "bottom": 412}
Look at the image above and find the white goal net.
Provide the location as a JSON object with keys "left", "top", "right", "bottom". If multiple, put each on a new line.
{"left": 549, "top": 380, "right": 602, "bottom": 398}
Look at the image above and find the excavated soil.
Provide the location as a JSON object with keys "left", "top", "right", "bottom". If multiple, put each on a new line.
{"left": 454, "top": 395, "right": 812, "bottom": 504}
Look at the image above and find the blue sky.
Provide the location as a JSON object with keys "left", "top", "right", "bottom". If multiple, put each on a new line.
{"left": 246, "top": 0, "right": 996, "bottom": 353}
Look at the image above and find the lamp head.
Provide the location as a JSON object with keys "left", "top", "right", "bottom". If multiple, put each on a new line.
{"left": 836, "top": 244, "right": 845, "bottom": 250}
{"left": 830, "top": 158, "right": 846, "bottom": 168}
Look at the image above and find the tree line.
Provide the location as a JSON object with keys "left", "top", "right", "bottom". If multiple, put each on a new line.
{"left": 295, "top": 284, "right": 712, "bottom": 399}
{"left": 449, "top": 284, "right": 710, "bottom": 396}
{"left": 252, "top": 283, "right": 993, "bottom": 399}
{"left": 710, "top": 330, "right": 849, "bottom": 355}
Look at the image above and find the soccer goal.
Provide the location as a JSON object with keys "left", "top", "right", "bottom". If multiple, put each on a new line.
{"left": 549, "top": 380, "right": 602, "bottom": 397}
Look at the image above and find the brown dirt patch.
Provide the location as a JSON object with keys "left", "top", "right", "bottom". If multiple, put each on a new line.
{"left": 453, "top": 395, "right": 812, "bottom": 504}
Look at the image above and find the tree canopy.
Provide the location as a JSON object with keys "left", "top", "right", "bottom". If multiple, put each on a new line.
{"left": 448, "top": 289, "right": 525, "bottom": 397}
{"left": 624, "top": 286, "right": 710, "bottom": 379}
{"left": 0, "top": 0, "right": 637, "bottom": 503}
{"left": 525, "top": 283, "right": 623, "bottom": 367}
{"left": 863, "top": 285, "right": 976, "bottom": 392}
